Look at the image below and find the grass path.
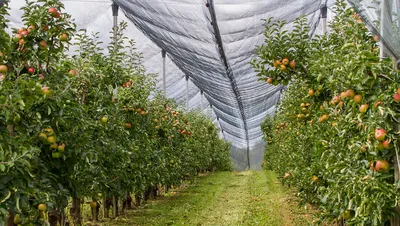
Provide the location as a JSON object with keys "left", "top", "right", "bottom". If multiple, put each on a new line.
{"left": 103, "top": 171, "right": 313, "bottom": 226}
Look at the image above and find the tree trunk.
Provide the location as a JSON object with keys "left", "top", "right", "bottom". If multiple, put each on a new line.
{"left": 122, "top": 192, "right": 132, "bottom": 211}
{"left": 103, "top": 196, "right": 109, "bottom": 218}
{"left": 91, "top": 202, "right": 99, "bottom": 222}
{"left": 135, "top": 194, "right": 141, "bottom": 207}
{"left": 6, "top": 210, "right": 15, "bottom": 226}
{"left": 112, "top": 197, "right": 118, "bottom": 218}
{"left": 70, "top": 197, "right": 82, "bottom": 226}
{"left": 48, "top": 209, "right": 60, "bottom": 226}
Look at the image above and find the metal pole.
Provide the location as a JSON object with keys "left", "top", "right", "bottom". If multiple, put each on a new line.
{"left": 321, "top": 5, "right": 327, "bottom": 34}
{"left": 162, "top": 50, "right": 166, "bottom": 93}
{"left": 380, "top": 0, "right": 389, "bottom": 59}
{"left": 112, "top": 2, "right": 119, "bottom": 40}
{"left": 186, "top": 75, "right": 189, "bottom": 111}
{"left": 200, "top": 91, "right": 204, "bottom": 111}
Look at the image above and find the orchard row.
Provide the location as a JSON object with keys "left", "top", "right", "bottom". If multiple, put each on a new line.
{"left": 0, "top": 1, "right": 231, "bottom": 226}
{"left": 252, "top": 1, "right": 400, "bottom": 225}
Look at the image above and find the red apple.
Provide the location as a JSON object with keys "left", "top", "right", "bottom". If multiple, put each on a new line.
{"left": 27, "top": 67, "right": 35, "bottom": 74}
{"left": 382, "top": 139, "right": 390, "bottom": 149}
{"left": 289, "top": 60, "right": 296, "bottom": 69}
{"left": 124, "top": 122, "right": 132, "bottom": 129}
{"left": 39, "top": 40, "right": 47, "bottom": 50}
{"left": 48, "top": 7, "right": 58, "bottom": 17}
{"left": 353, "top": 95, "right": 362, "bottom": 104}
{"left": 375, "top": 128, "right": 386, "bottom": 141}
{"left": 374, "top": 101, "right": 382, "bottom": 108}
{"left": 267, "top": 78, "right": 273, "bottom": 84}
{"left": 13, "top": 34, "right": 22, "bottom": 42}
{"left": 280, "top": 64, "right": 287, "bottom": 71}
{"left": 59, "top": 33, "right": 68, "bottom": 41}
{"left": 27, "top": 25, "right": 36, "bottom": 33}
{"left": 282, "top": 58, "right": 289, "bottom": 65}
{"left": 42, "top": 86, "right": 51, "bottom": 96}
{"left": 20, "top": 30, "right": 28, "bottom": 37}
{"left": 17, "top": 28, "right": 25, "bottom": 34}
{"left": 393, "top": 93, "right": 400, "bottom": 102}
{"left": 375, "top": 160, "right": 389, "bottom": 173}
{"left": 68, "top": 69, "right": 76, "bottom": 76}
{"left": 346, "top": 89, "right": 355, "bottom": 98}
{"left": 19, "top": 39, "right": 25, "bottom": 45}
{"left": 359, "top": 104, "right": 368, "bottom": 113}
{"left": 308, "top": 89, "right": 315, "bottom": 96}
{"left": 0, "top": 65, "right": 7, "bottom": 73}
{"left": 340, "top": 92, "right": 347, "bottom": 99}
{"left": 273, "top": 60, "right": 281, "bottom": 67}
{"left": 331, "top": 96, "right": 340, "bottom": 105}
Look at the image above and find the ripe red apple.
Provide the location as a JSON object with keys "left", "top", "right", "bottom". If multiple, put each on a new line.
{"left": 359, "top": 104, "right": 368, "bottom": 113}
{"left": 17, "top": 28, "right": 25, "bottom": 34}
{"left": 375, "top": 160, "right": 389, "bottom": 173}
{"left": 297, "top": 114, "right": 304, "bottom": 119}
{"left": 345, "top": 89, "right": 355, "bottom": 98}
{"left": 374, "top": 128, "right": 386, "bottom": 141}
{"left": 273, "top": 60, "right": 281, "bottom": 68}
{"left": 280, "top": 64, "right": 287, "bottom": 71}
{"left": 361, "top": 145, "right": 367, "bottom": 153}
{"left": 308, "top": 89, "right": 314, "bottom": 96}
{"left": 60, "top": 33, "right": 68, "bottom": 41}
{"left": 20, "top": 30, "right": 28, "bottom": 37}
{"left": 284, "top": 173, "right": 290, "bottom": 179}
{"left": 267, "top": 78, "right": 273, "bottom": 84}
{"left": 289, "top": 60, "right": 296, "bottom": 69}
{"left": 48, "top": 7, "right": 58, "bottom": 17}
{"left": 318, "top": 114, "right": 329, "bottom": 123}
{"left": 27, "top": 67, "right": 35, "bottom": 74}
{"left": 0, "top": 65, "right": 7, "bottom": 73}
{"left": 282, "top": 58, "right": 289, "bottom": 65}
{"left": 27, "top": 25, "right": 36, "bottom": 33}
{"left": 393, "top": 93, "right": 400, "bottom": 102}
{"left": 340, "top": 92, "right": 347, "bottom": 99}
{"left": 42, "top": 86, "right": 51, "bottom": 96}
{"left": 13, "top": 34, "right": 22, "bottom": 42}
{"left": 55, "top": 12, "right": 61, "bottom": 18}
{"left": 382, "top": 139, "right": 390, "bottom": 149}
{"left": 19, "top": 39, "right": 25, "bottom": 45}
{"left": 374, "top": 101, "right": 382, "bottom": 108}
{"left": 187, "top": 131, "right": 191, "bottom": 136}
{"left": 39, "top": 40, "right": 47, "bottom": 50}
{"left": 68, "top": 69, "right": 76, "bottom": 76}
{"left": 57, "top": 143, "right": 65, "bottom": 152}
{"left": 353, "top": 95, "right": 362, "bottom": 104}
{"left": 331, "top": 96, "right": 340, "bottom": 105}
{"left": 124, "top": 122, "right": 132, "bottom": 129}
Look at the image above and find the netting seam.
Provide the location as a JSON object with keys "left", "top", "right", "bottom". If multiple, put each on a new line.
{"left": 207, "top": 0, "right": 250, "bottom": 168}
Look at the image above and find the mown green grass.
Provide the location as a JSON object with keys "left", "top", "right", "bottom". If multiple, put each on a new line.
{"left": 99, "top": 171, "right": 313, "bottom": 226}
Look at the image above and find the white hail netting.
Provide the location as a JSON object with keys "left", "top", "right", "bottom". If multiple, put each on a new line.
{"left": 6, "top": 0, "right": 340, "bottom": 169}
{"left": 348, "top": 0, "right": 400, "bottom": 62}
